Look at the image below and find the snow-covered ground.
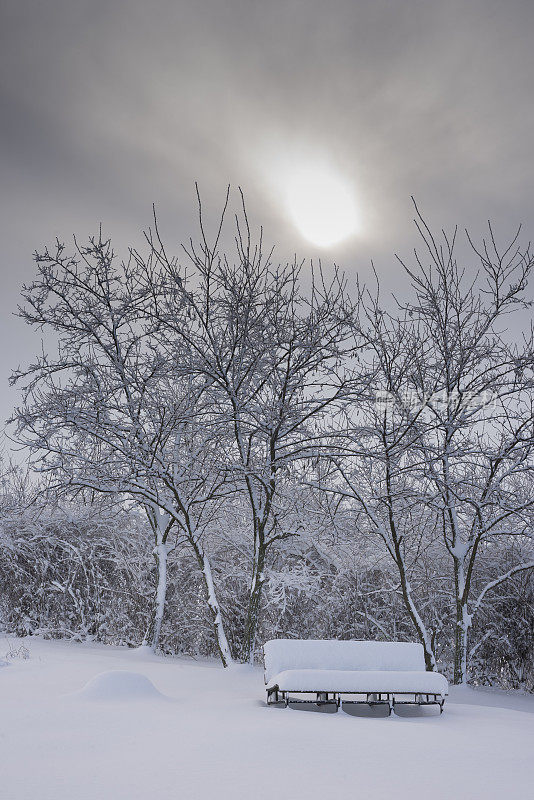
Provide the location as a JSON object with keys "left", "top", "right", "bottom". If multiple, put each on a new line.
{"left": 1, "top": 635, "right": 532, "bottom": 800}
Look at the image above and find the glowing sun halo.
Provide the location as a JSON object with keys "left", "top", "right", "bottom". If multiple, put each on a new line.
{"left": 286, "top": 171, "right": 360, "bottom": 248}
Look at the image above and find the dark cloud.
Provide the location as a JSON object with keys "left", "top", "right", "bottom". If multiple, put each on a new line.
{"left": 1, "top": 0, "right": 533, "bottom": 437}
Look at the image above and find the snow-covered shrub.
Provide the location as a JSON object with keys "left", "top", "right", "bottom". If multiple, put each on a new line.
{"left": 0, "top": 504, "right": 152, "bottom": 646}
{"left": 1, "top": 492, "right": 532, "bottom": 689}
{"left": 469, "top": 567, "right": 534, "bottom": 691}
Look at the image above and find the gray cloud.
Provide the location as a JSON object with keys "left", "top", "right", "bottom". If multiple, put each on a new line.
{"left": 1, "top": 0, "right": 534, "bottom": 439}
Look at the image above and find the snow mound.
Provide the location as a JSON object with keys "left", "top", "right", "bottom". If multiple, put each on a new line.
{"left": 77, "top": 670, "right": 166, "bottom": 702}
{"left": 0, "top": 659, "right": 8, "bottom": 668}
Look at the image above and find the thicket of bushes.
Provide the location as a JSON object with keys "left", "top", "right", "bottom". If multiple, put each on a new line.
{"left": 1, "top": 500, "right": 532, "bottom": 690}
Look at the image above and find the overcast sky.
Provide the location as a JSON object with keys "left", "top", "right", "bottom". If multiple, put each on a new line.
{"left": 1, "top": 0, "right": 534, "bottom": 448}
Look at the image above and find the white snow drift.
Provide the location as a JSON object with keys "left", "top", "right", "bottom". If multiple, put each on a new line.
{"left": 1, "top": 635, "right": 533, "bottom": 800}
{"left": 76, "top": 670, "right": 167, "bottom": 702}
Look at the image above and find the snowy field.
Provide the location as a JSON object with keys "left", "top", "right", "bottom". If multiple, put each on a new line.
{"left": 1, "top": 635, "right": 533, "bottom": 800}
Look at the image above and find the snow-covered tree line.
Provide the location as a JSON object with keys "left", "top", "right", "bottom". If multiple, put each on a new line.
{"left": 3, "top": 193, "right": 534, "bottom": 687}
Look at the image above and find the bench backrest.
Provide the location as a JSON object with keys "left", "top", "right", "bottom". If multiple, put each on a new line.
{"left": 263, "top": 639, "right": 425, "bottom": 683}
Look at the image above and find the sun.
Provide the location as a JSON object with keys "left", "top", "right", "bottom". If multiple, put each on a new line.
{"left": 286, "top": 169, "right": 360, "bottom": 248}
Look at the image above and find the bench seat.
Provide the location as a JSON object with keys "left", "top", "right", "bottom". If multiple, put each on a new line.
{"left": 263, "top": 639, "right": 448, "bottom": 713}
{"left": 266, "top": 668, "right": 448, "bottom": 696}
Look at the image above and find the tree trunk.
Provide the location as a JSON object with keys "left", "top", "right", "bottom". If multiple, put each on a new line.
{"left": 199, "top": 548, "right": 233, "bottom": 668}
{"left": 144, "top": 541, "right": 168, "bottom": 652}
{"left": 392, "top": 536, "right": 437, "bottom": 671}
{"left": 239, "top": 543, "right": 266, "bottom": 664}
{"left": 399, "top": 577, "right": 437, "bottom": 671}
{"left": 453, "top": 601, "right": 470, "bottom": 684}
{"left": 453, "top": 557, "right": 470, "bottom": 684}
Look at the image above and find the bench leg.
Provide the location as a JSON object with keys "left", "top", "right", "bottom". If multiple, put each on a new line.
{"left": 392, "top": 694, "right": 445, "bottom": 714}
{"left": 316, "top": 692, "right": 339, "bottom": 710}
{"left": 267, "top": 687, "right": 288, "bottom": 707}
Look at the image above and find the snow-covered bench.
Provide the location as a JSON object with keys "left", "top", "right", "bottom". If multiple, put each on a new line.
{"left": 263, "top": 639, "right": 448, "bottom": 714}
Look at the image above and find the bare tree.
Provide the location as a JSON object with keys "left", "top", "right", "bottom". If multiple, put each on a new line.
{"left": 397, "top": 211, "right": 534, "bottom": 683}
{"left": 11, "top": 232, "right": 233, "bottom": 663}
{"left": 316, "top": 293, "right": 443, "bottom": 670}
{"left": 143, "top": 188, "right": 356, "bottom": 662}
{"left": 317, "top": 210, "right": 534, "bottom": 682}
